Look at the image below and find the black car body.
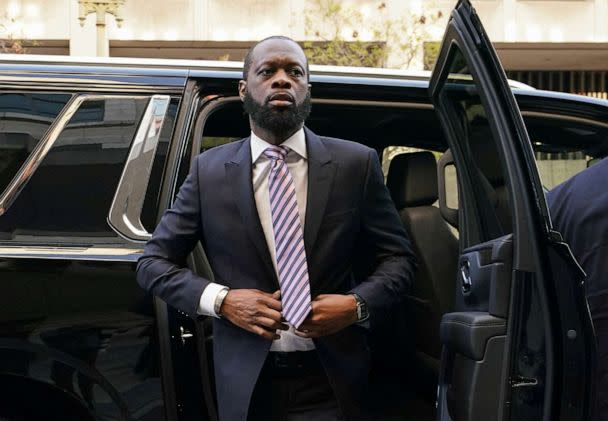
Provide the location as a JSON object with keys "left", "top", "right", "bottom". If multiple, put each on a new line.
{"left": 0, "top": 1, "right": 602, "bottom": 420}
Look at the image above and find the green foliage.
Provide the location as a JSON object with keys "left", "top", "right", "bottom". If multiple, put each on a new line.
{"left": 423, "top": 41, "right": 441, "bottom": 70}
{"left": 304, "top": 0, "right": 444, "bottom": 69}
{"left": 302, "top": 40, "right": 387, "bottom": 68}
{"left": 0, "top": 12, "right": 33, "bottom": 54}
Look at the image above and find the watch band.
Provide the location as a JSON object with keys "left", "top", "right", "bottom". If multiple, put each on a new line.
{"left": 352, "top": 293, "right": 369, "bottom": 322}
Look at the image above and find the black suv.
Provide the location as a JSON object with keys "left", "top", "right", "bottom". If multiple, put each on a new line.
{"left": 0, "top": 1, "right": 602, "bottom": 420}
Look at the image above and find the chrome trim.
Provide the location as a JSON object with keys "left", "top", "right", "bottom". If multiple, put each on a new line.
{"left": 108, "top": 95, "right": 171, "bottom": 242}
{"left": 0, "top": 245, "right": 142, "bottom": 262}
{"left": 0, "top": 94, "right": 154, "bottom": 217}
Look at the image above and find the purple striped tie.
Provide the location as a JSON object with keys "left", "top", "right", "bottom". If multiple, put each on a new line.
{"left": 264, "top": 146, "right": 311, "bottom": 328}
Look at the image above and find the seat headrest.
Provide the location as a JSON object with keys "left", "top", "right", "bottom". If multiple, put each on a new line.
{"left": 387, "top": 151, "right": 438, "bottom": 208}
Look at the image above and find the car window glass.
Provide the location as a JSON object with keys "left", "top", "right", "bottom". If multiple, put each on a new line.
{"left": 201, "top": 136, "right": 241, "bottom": 153}
{"left": 519, "top": 102, "right": 608, "bottom": 190}
{"left": 0, "top": 96, "right": 149, "bottom": 241}
{"left": 438, "top": 46, "right": 513, "bottom": 244}
{"left": 140, "top": 97, "right": 180, "bottom": 233}
{"left": 443, "top": 163, "right": 458, "bottom": 209}
{"left": 535, "top": 150, "right": 590, "bottom": 190}
{"left": 0, "top": 93, "right": 72, "bottom": 196}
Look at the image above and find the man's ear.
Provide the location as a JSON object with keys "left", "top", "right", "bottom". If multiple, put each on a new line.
{"left": 238, "top": 80, "right": 247, "bottom": 101}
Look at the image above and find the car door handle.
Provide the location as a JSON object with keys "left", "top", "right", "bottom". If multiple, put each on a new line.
{"left": 180, "top": 326, "right": 194, "bottom": 346}
{"left": 461, "top": 259, "right": 472, "bottom": 293}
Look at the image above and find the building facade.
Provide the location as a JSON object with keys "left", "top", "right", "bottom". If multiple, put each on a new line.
{"left": 0, "top": 1, "right": 606, "bottom": 64}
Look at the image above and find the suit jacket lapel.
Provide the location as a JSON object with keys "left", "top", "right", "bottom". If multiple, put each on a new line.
{"left": 225, "top": 138, "right": 278, "bottom": 287}
{"left": 304, "top": 127, "right": 335, "bottom": 260}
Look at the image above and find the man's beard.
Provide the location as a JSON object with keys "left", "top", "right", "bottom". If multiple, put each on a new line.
{"left": 243, "top": 90, "right": 312, "bottom": 139}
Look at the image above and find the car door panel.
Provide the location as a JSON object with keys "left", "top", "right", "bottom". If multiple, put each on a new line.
{"left": 459, "top": 234, "right": 513, "bottom": 317}
{"left": 430, "top": 1, "right": 594, "bottom": 420}
{"left": 440, "top": 235, "right": 511, "bottom": 421}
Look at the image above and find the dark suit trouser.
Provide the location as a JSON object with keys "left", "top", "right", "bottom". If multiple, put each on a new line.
{"left": 247, "top": 351, "right": 344, "bottom": 421}
{"left": 594, "top": 312, "right": 608, "bottom": 421}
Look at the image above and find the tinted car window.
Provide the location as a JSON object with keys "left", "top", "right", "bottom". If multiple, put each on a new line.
{"left": 0, "top": 96, "right": 149, "bottom": 241}
{"left": 438, "top": 47, "right": 513, "bottom": 243}
{"left": 0, "top": 93, "right": 72, "bottom": 195}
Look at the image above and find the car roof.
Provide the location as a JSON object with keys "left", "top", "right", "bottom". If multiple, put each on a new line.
{"left": 0, "top": 53, "right": 533, "bottom": 89}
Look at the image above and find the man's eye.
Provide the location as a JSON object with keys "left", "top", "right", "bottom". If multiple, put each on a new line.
{"left": 290, "top": 68, "right": 304, "bottom": 77}
{"left": 259, "top": 69, "right": 273, "bottom": 76}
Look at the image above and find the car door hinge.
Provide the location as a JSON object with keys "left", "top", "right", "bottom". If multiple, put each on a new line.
{"left": 510, "top": 375, "right": 538, "bottom": 388}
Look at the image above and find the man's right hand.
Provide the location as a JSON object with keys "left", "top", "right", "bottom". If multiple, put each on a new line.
{"left": 219, "top": 289, "right": 288, "bottom": 340}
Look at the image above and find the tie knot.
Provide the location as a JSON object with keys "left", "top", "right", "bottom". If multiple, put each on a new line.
{"left": 263, "top": 146, "right": 289, "bottom": 162}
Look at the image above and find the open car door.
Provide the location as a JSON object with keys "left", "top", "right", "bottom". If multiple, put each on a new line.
{"left": 429, "top": 1, "right": 595, "bottom": 420}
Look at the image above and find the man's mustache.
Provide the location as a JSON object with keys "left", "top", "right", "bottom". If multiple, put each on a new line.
{"left": 266, "top": 92, "right": 295, "bottom": 104}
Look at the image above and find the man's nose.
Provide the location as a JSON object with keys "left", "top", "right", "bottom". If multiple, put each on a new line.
{"left": 271, "top": 69, "right": 292, "bottom": 88}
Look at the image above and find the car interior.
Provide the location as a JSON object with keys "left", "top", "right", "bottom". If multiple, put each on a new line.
{"left": 182, "top": 93, "right": 608, "bottom": 421}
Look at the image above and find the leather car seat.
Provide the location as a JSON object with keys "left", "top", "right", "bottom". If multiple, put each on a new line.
{"left": 386, "top": 151, "right": 459, "bottom": 399}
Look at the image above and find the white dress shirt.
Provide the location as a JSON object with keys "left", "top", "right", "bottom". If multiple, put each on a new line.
{"left": 198, "top": 128, "right": 314, "bottom": 351}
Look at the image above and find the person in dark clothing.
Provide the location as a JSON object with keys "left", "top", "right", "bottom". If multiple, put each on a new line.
{"left": 137, "top": 36, "right": 416, "bottom": 420}
{"left": 547, "top": 157, "right": 608, "bottom": 421}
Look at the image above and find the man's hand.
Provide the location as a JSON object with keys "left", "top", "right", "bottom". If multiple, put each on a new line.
{"left": 219, "top": 289, "right": 288, "bottom": 340}
{"left": 294, "top": 294, "right": 358, "bottom": 338}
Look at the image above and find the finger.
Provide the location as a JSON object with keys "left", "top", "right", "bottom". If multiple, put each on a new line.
{"left": 253, "top": 325, "right": 277, "bottom": 341}
{"left": 272, "top": 290, "right": 281, "bottom": 299}
{"left": 256, "top": 316, "right": 288, "bottom": 331}
{"left": 262, "top": 297, "right": 283, "bottom": 312}
{"left": 294, "top": 328, "right": 319, "bottom": 338}
{"left": 258, "top": 306, "right": 283, "bottom": 320}
{"left": 298, "top": 320, "right": 312, "bottom": 331}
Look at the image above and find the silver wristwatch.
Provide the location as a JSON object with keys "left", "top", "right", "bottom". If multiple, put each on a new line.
{"left": 352, "top": 293, "right": 369, "bottom": 322}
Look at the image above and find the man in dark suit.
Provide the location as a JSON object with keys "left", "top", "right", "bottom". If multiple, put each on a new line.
{"left": 547, "top": 157, "right": 608, "bottom": 421}
{"left": 137, "top": 35, "right": 416, "bottom": 421}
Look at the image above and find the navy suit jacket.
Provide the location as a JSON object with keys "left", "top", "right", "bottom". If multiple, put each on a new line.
{"left": 547, "top": 158, "right": 608, "bottom": 320}
{"left": 547, "top": 157, "right": 608, "bottom": 421}
{"left": 137, "top": 127, "right": 416, "bottom": 420}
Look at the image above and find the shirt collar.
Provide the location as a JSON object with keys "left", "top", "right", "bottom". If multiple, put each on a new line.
{"left": 250, "top": 127, "right": 307, "bottom": 163}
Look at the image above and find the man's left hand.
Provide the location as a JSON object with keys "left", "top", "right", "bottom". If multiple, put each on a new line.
{"left": 294, "top": 294, "right": 358, "bottom": 338}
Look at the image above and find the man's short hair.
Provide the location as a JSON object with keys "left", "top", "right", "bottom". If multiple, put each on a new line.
{"left": 242, "top": 35, "right": 310, "bottom": 81}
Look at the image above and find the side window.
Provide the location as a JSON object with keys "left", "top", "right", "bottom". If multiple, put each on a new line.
{"left": 535, "top": 150, "right": 590, "bottom": 190}
{"left": 199, "top": 100, "right": 248, "bottom": 154}
{"left": 0, "top": 93, "right": 72, "bottom": 195}
{"left": 438, "top": 47, "right": 513, "bottom": 245}
{"left": 0, "top": 96, "right": 150, "bottom": 241}
{"left": 520, "top": 106, "right": 608, "bottom": 191}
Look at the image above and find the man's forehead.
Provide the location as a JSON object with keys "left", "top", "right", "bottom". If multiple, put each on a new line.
{"left": 251, "top": 39, "right": 307, "bottom": 66}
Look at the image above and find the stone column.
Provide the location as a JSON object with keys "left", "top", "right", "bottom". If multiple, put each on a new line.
{"left": 78, "top": 0, "right": 125, "bottom": 56}
{"left": 594, "top": 0, "right": 608, "bottom": 41}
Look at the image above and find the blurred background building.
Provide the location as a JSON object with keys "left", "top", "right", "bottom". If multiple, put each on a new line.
{"left": 1, "top": 0, "right": 607, "bottom": 98}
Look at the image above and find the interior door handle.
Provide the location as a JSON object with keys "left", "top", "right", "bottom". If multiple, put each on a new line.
{"left": 461, "top": 259, "right": 472, "bottom": 293}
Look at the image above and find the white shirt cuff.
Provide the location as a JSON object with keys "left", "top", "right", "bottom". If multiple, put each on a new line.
{"left": 197, "top": 282, "right": 228, "bottom": 317}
